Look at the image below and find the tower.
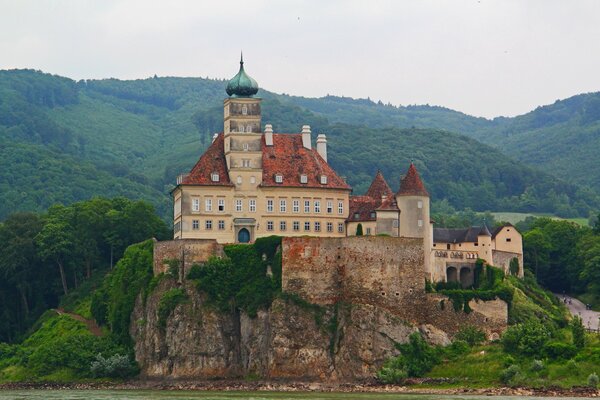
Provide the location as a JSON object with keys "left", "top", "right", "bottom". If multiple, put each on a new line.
{"left": 396, "top": 163, "right": 433, "bottom": 276}
{"left": 223, "top": 54, "right": 263, "bottom": 186}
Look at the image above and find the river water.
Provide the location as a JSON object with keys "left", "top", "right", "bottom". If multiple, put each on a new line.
{"left": 0, "top": 391, "right": 594, "bottom": 400}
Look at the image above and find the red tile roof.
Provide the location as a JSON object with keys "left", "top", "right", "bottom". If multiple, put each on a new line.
{"left": 181, "top": 133, "right": 233, "bottom": 186}
{"left": 348, "top": 196, "right": 379, "bottom": 222}
{"left": 397, "top": 163, "right": 429, "bottom": 197}
{"left": 261, "top": 134, "right": 351, "bottom": 190}
{"left": 376, "top": 196, "right": 399, "bottom": 211}
{"left": 365, "top": 170, "right": 393, "bottom": 200}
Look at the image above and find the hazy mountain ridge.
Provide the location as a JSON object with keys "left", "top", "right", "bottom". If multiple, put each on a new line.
{"left": 0, "top": 69, "right": 598, "bottom": 220}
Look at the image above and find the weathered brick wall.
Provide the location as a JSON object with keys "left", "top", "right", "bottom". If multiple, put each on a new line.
{"left": 282, "top": 236, "right": 423, "bottom": 307}
{"left": 282, "top": 236, "right": 507, "bottom": 338}
{"left": 153, "top": 239, "right": 224, "bottom": 278}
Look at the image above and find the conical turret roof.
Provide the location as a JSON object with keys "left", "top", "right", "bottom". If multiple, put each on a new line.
{"left": 366, "top": 170, "right": 393, "bottom": 200}
{"left": 226, "top": 53, "right": 259, "bottom": 97}
{"left": 397, "top": 163, "right": 429, "bottom": 197}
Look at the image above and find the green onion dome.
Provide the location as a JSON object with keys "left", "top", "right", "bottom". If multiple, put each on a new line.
{"left": 226, "top": 54, "right": 259, "bottom": 97}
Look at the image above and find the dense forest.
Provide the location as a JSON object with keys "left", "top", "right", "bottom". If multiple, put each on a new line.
{"left": 1, "top": 69, "right": 599, "bottom": 222}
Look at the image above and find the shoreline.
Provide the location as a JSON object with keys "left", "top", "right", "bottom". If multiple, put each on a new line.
{"left": 0, "top": 380, "right": 599, "bottom": 397}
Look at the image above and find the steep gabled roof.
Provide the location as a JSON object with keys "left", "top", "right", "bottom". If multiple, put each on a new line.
{"left": 347, "top": 195, "right": 379, "bottom": 222}
{"left": 397, "top": 163, "right": 429, "bottom": 197}
{"left": 181, "top": 133, "right": 233, "bottom": 186}
{"left": 261, "top": 134, "right": 351, "bottom": 190}
{"left": 491, "top": 223, "right": 516, "bottom": 238}
{"left": 366, "top": 171, "right": 393, "bottom": 200}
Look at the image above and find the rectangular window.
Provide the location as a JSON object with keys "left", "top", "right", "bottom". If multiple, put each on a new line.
{"left": 235, "top": 199, "right": 243, "bottom": 212}
{"left": 338, "top": 201, "right": 344, "bottom": 215}
{"left": 205, "top": 198, "right": 212, "bottom": 212}
{"left": 314, "top": 221, "right": 321, "bottom": 232}
{"left": 218, "top": 199, "right": 225, "bottom": 212}
{"left": 417, "top": 200, "right": 423, "bottom": 209}
{"left": 192, "top": 220, "right": 199, "bottom": 230}
{"left": 293, "top": 221, "right": 300, "bottom": 231}
{"left": 218, "top": 220, "right": 225, "bottom": 230}
{"left": 418, "top": 219, "right": 423, "bottom": 227}
{"left": 249, "top": 199, "right": 256, "bottom": 212}
{"left": 205, "top": 220, "right": 212, "bottom": 230}
{"left": 304, "top": 200, "right": 310, "bottom": 213}
{"left": 280, "top": 199, "right": 287, "bottom": 213}
{"left": 366, "top": 227, "right": 372, "bottom": 235}
{"left": 192, "top": 198, "right": 200, "bottom": 212}
{"left": 174, "top": 221, "right": 181, "bottom": 233}
{"left": 327, "top": 222, "right": 333, "bottom": 232}
{"left": 292, "top": 199, "right": 300, "bottom": 213}
{"left": 314, "top": 200, "right": 321, "bottom": 213}
{"left": 280, "top": 221, "right": 286, "bottom": 231}
{"left": 304, "top": 221, "right": 310, "bottom": 231}
{"left": 300, "top": 174, "right": 308, "bottom": 184}
{"left": 326, "top": 201, "right": 333, "bottom": 214}
{"left": 242, "top": 159, "right": 250, "bottom": 168}
{"left": 267, "top": 199, "right": 274, "bottom": 212}
{"left": 393, "top": 219, "right": 399, "bottom": 228}
{"left": 338, "top": 223, "right": 344, "bottom": 233}
{"left": 267, "top": 221, "right": 274, "bottom": 231}
{"left": 506, "top": 238, "right": 512, "bottom": 242}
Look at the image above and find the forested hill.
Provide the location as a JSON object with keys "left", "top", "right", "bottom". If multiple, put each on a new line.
{"left": 0, "top": 69, "right": 599, "bottom": 221}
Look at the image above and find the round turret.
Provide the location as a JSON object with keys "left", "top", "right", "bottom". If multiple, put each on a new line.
{"left": 226, "top": 54, "right": 259, "bottom": 97}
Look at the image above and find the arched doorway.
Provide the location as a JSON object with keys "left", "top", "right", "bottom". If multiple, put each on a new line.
{"left": 446, "top": 266, "right": 458, "bottom": 283}
{"left": 460, "top": 267, "right": 473, "bottom": 288}
{"left": 238, "top": 228, "right": 250, "bottom": 243}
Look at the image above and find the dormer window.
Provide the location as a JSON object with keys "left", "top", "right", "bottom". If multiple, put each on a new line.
{"left": 370, "top": 212, "right": 376, "bottom": 218}
{"left": 275, "top": 174, "right": 283, "bottom": 183}
{"left": 300, "top": 174, "right": 308, "bottom": 184}
{"left": 242, "top": 105, "right": 248, "bottom": 115}
{"left": 211, "top": 172, "right": 220, "bottom": 182}
{"left": 320, "top": 175, "right": 328, "bottom": 184}
{"left": 354, "top": 212, "right": 360, "bottom": 220}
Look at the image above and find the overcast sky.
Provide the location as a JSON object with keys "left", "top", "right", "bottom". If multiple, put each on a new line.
{"left": 1, "top": 0, "right": 599, "bottom": 118}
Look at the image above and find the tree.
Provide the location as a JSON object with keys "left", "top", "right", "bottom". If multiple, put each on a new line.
{"left": 36, "top": 219, "right": 74, "bottom": 295}
{"left": 571, "top": 315, "right": 585, "bottom": 349}
{"left": 509, "top": 257, "right": 520, "bottom": 276}
{"left": 356, "top": 223, "right": 364, "bottom": 236}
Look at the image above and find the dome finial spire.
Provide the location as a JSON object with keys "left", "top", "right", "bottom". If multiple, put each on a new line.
{"left": 226, "top": 53, "right": 259, "bottom": 97}
{"left": 240, "top": 51, "right": 244, "bottom": 65}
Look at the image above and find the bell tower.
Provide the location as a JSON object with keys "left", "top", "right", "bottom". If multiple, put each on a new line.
{"left": 223, "top": 54, "right": 263, "bottom": 185}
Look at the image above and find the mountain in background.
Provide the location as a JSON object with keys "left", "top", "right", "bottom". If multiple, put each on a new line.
{"left": 0, "top": 69, "right": 598, "bottom": 221}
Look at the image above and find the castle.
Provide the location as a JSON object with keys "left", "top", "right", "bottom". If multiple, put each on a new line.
{"left": 171, "top": 57, "right": 523, "bottom": 286}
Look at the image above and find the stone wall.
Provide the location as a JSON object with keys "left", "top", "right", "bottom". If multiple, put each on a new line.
{"left": 153, "top": 239, "right": 224, "bottom": 278}
{"left": 492, "top": 250, "right": 524, "bottom": 278}
{"left": 282, "top": 236, "right": 507, "bottom": 338}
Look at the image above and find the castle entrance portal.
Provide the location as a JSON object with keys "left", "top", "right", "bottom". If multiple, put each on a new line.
{"left": 446, "top": 266, "right": 458, "bottom": 283}
{"left": 238, "top": 228, "right": 250, "bottom": 243}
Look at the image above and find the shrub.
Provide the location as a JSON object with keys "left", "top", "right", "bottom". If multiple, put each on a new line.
{"left": 454, "top": 326, "right": 486, "bottom": 346}
{"left": 356, "top": 223, "right": 363, "bottom": 236}
{"left": 502, "top": 320, "right": 551, "bottom": 357}
{"left": 588, "top": 373, "right": 599, "bottom": 388}
{"left": 571, "top": 316, "right": 585, "bottom": 350}
{"left": 531, "top": 359, "right": 544, "bottom": 372}
{"left": 509, "top": 258, "right": 520, "bottom": 276}
{"left": 444, "top": 340, "right": 470, "bottom": 360}
{"left": 377, "top": 355, "right": 408, "bottom": 383}
{"left": 500, "top": 364, "right": 521, "bottom": 385}
{"left": 90, "top": 353, "right": 137, "bottom": 378}
{"left": 543, "top": 341, "right": 577, "bottom": 360}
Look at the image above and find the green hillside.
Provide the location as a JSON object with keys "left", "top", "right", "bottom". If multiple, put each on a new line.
{"left": 468, "top": 93, "right": 600, "bottom": 190}
{"left": 0, "top": 69, "right": 599, "bottom": 221}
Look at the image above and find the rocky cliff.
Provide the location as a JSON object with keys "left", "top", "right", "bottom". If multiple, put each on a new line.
{"left": 130, "top": 278, "right": 454, "bottom": 381}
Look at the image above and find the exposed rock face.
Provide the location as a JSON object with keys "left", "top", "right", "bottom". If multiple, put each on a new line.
{"left": 132, "top": 280, "right": 433, "bottom": 381}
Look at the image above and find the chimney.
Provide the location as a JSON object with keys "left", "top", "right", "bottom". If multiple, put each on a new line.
{"left": 264, "top": 124, "right": 273, "bottom": 146}
{"left": 212, "top": 133, "right": 218, "bottom": 143}
{"left": 301, "top": 125, "right": 312, "bottom": 149}
{"left": 316, "top": 133, "right": 327, "bottom": 162}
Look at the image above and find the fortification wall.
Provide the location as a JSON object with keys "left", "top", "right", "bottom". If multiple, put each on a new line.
{"left": 282, "top": 236, "right": 507, "bottom": 337}
{"left": 153, "top": 239, "right": 224, "bottom": 278}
